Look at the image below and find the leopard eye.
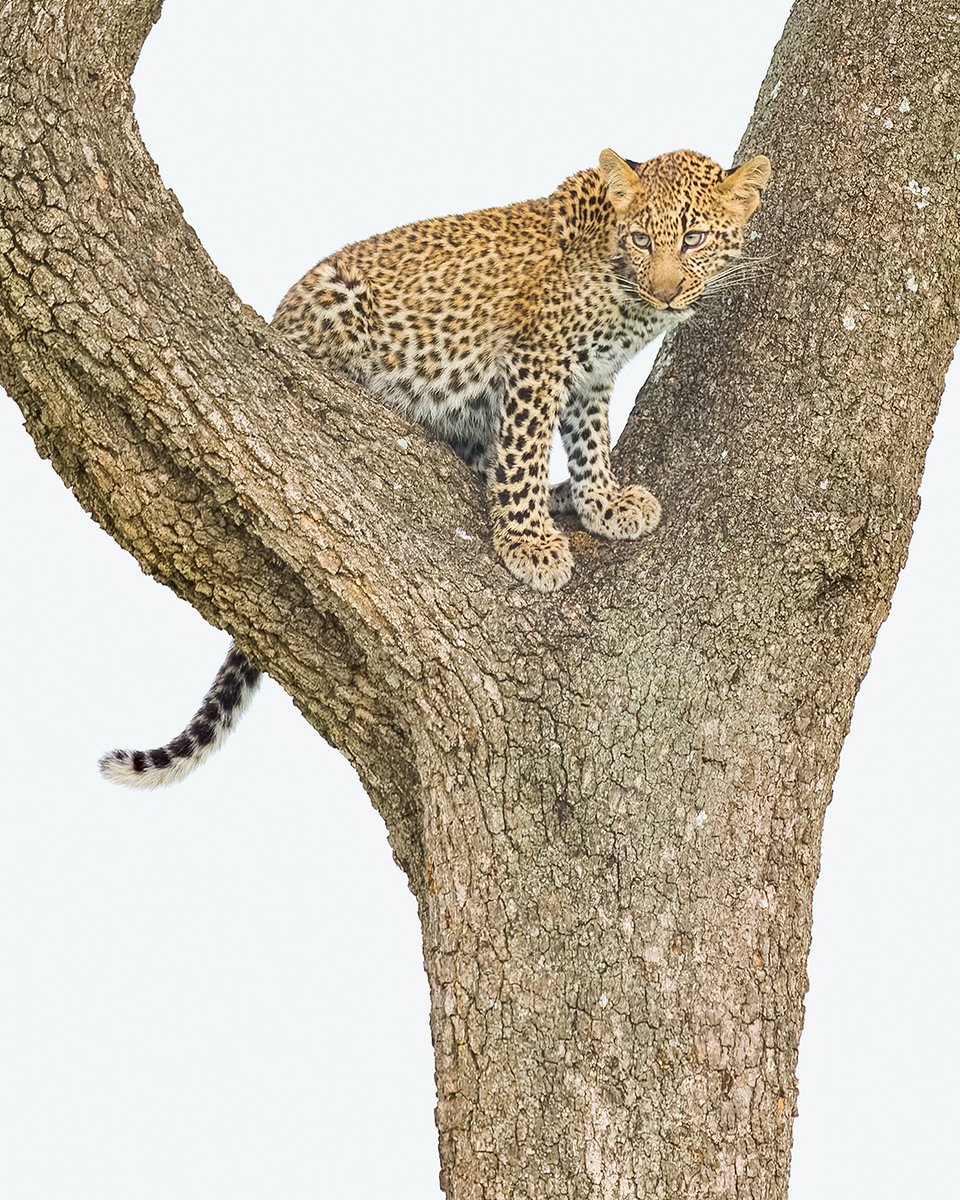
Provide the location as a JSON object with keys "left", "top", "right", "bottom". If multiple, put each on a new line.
{"left": 682, "top": 230, "right": 709, "bottom": 249}
{"left": 631, "top": 231, "right": 652, "bottom": 250}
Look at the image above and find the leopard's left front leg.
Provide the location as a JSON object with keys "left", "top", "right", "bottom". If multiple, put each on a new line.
{"left": 559, "top": 377, "right": 661, "bottom": 539}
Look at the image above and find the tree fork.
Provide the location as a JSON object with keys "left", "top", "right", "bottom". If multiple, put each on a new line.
{"left": 1, "top": 1, "right": 957, "bottom": 1196}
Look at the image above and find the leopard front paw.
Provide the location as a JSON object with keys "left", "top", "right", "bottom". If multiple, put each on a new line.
{"left": 576, "top": 484, "right": 662, "bottom": 540}
{"left": 494, "top": 524, "right": 574, "bottom": 591}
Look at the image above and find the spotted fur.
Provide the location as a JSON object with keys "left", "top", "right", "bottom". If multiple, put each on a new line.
{"left": 98, "top": 647, "right": 261, "bottom": 788}
{"left": 99, "top": 147, "right": 769, "bottom": 788}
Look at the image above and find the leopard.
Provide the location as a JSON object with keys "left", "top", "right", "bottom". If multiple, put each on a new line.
{"left": 99, "top": 147, "right": 771, "bottom": 788}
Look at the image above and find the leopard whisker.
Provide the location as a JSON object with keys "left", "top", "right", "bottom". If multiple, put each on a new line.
{"left": 710, "top": 263, "right": 771, "bottom": 282}
{"left": 702, "top": 265, "right": 771, "bottom": 295}
{"left": 613, "top": 278, "right": 642, "bottom": 297}
{"left": 711, "top": 257, "right": 776, "bottom": 281}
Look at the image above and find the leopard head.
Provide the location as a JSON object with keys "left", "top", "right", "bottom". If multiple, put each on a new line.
{"left": 599, "top": 148, "right": 771, "bottom": 310}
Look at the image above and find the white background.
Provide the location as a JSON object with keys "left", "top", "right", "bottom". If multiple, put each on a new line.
{"left": 1, "top": 2, "right": 957, "bottom": 1196}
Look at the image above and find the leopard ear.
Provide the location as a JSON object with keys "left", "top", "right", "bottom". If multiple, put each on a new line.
{"left": 599, "top": 148, "right": 641, "bottom": 214}
{"left": 719, "top": 155, "right": 772, "bottom": 217}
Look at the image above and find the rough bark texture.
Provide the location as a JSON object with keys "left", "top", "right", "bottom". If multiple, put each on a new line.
{"left": 1, "top": 1, "right": 957, "bottom": 1196}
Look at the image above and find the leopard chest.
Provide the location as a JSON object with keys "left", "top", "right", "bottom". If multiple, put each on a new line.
{"left": 567, "top": 296, "right": 685, "bottom": 388}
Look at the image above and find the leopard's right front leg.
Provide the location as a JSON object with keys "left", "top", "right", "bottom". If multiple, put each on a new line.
{"left": 490, "top": 349, "right": 573, "bottom": 592}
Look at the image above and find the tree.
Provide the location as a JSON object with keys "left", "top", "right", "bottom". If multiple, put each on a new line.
{"left": 1, "top": 0, "right": 957, "bottom": 1196}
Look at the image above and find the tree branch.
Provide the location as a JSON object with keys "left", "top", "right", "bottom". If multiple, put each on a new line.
{"left": 621, "top": 0, "right": 959, "bottom": 598}
{"left": 2, "top": 0, "right": 509, "bottom": 880}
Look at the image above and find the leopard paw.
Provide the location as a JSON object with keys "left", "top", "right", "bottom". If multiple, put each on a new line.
{"left": 494, "top": 525, "right": 574, "bottom": 591}
{"left": 577, "top": 484, "right": 661, "bottom": 540}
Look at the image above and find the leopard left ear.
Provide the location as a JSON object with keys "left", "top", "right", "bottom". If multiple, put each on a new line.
{"left": 719, "top": 155, "right": 772, "bottom": 217}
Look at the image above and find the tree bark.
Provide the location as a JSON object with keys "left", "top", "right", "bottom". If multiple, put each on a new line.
{"left": 1, "top": 1, "right": 957, "bottom": 1196}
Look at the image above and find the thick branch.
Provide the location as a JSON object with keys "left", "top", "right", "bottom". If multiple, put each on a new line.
{"left": 1, "top": 0, "right": 510, "bottom": 880}
{"left": 620, "top": 0, "right": 959, "bottom": 612}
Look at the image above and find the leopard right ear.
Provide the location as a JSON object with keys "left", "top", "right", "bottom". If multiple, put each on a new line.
{"left": 599, "top": 149, "right": 641, "bottom": 214}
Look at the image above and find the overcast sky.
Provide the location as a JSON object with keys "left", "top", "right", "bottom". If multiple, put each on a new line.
{"left": 1, "top": 2, "right": 957, "bottom": 1197}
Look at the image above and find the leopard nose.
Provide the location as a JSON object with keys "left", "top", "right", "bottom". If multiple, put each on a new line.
{"left": 656, "top": 282, "right": 683, "bottom": 304}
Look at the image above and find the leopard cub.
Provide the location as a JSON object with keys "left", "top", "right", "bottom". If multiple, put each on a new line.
{"left": 274, "top": 147, "right": 771, "bottom": 591}
{"left": 99, "top": 148, "right": 769, "bottom": 789}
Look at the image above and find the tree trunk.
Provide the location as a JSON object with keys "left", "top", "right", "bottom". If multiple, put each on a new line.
{"left": 1, "top": 1, "right": 957, "bottom": 1196}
